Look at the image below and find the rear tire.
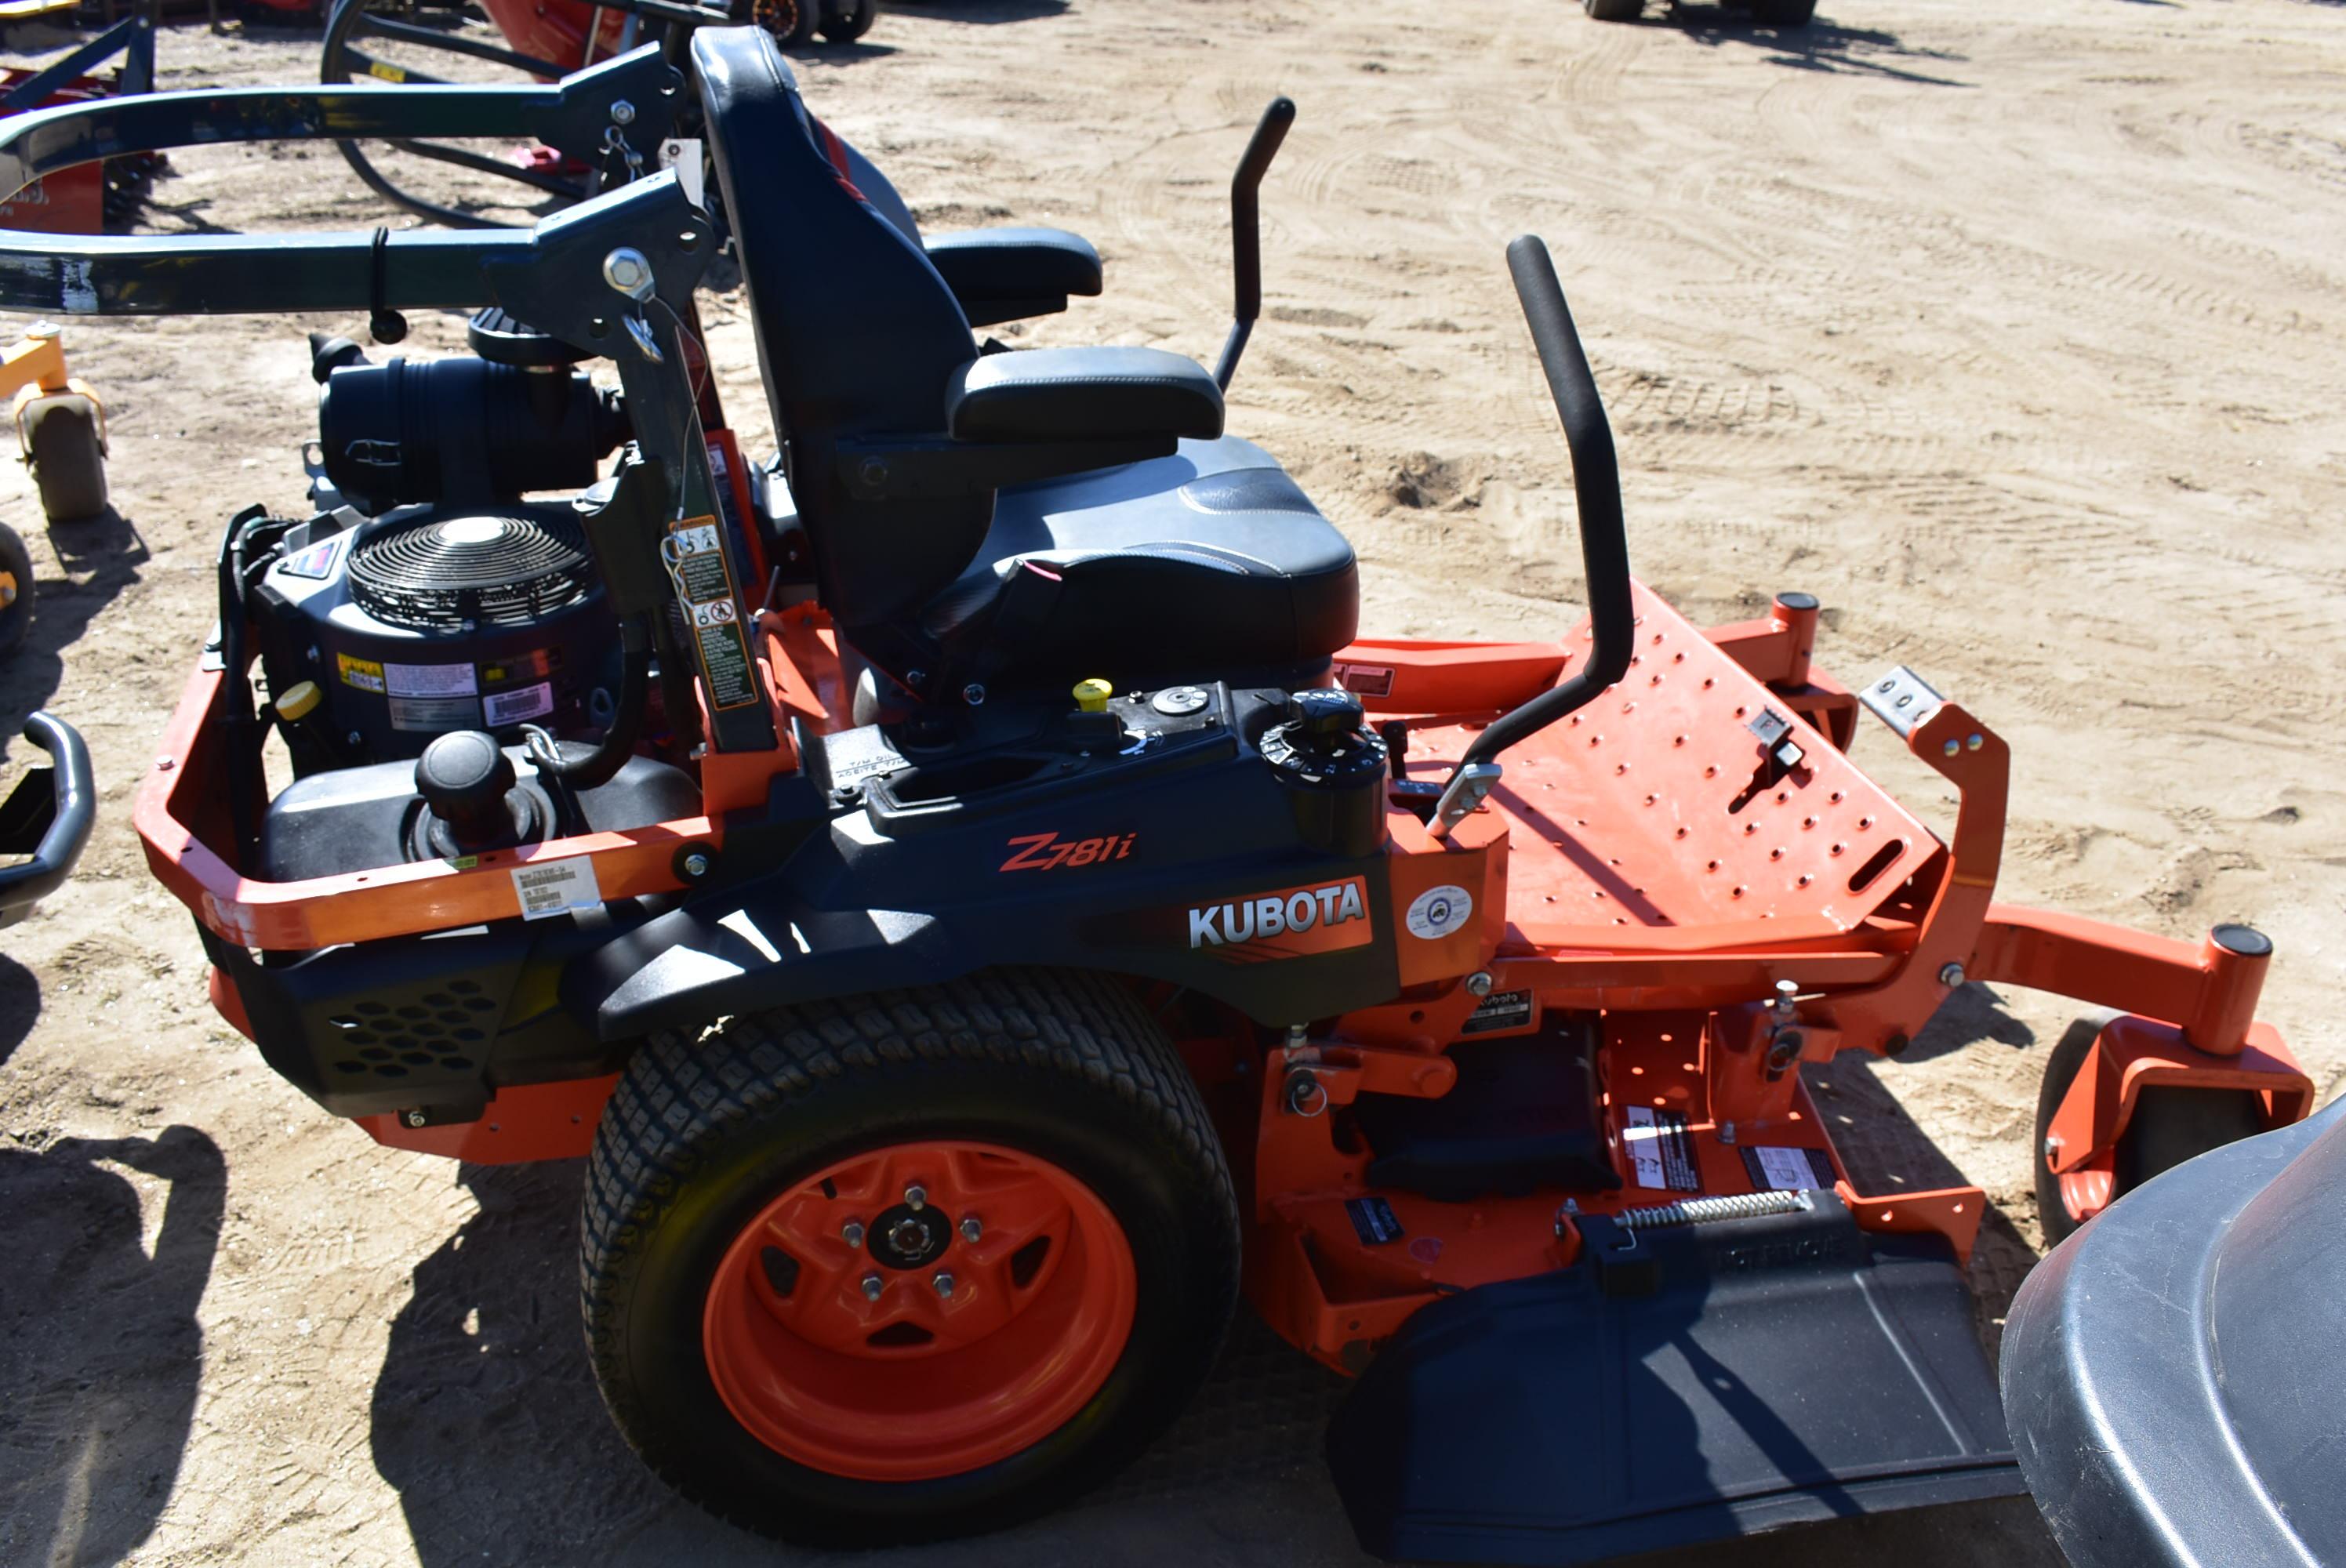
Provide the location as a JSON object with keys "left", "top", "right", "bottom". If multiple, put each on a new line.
{"left": 757, "top": 0, "right": 824, "bottom": 45}
{"left": 24, "top": 395, "right": 107, "bottom": 524}
{"left": 2032, "top": 1012, "right": 2264, "bottom": 1245}
{"left": 1584, "top": 0, "right": 1643, "bottom": 17}
{"left": 1749, "top": 0, "right": 1818, "bottom": 24}
{"left": 581, "top": 968, "right": 1238, "bottom": 1545}
{"left": 820, "top": 0, "right": 876, "bottom": 42}
{"left": 0, "top": 521, "right": 32, "bottom": 655}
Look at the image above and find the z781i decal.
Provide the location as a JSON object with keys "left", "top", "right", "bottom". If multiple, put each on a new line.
{"left": 1000, "top": 832, "right": 1137, "bottom": 872}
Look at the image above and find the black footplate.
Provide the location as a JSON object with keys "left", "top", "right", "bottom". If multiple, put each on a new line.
{"left": 1326, "top": 1191, "right": 2023, "bottom": 1564}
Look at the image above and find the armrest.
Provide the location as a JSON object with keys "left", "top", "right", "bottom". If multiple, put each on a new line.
{"left": 924, "top": 227, "right": 1103, "bottom": 326}
{"left": 946, "top": 347, "right": 1224, "bottom": 444}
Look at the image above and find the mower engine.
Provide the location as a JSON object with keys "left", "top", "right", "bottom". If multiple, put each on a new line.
{"left": 249, "top": 329, "right": 630, "bottom": 777}
{"left": 231, "top": 325, "right": 698, "bottom": 884}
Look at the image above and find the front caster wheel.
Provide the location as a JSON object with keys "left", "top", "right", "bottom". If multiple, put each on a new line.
{"left": 582, "top": 968, "right": 1238, "bottom": 1545}
{"left": 2032, "top": 1011, "right": 2265, "bottom": 1245}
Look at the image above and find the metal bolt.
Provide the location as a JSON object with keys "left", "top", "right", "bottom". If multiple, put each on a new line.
{"left": 2043, "top": 1134, "right": 2062, "bottom": 1160}
{"left": 1772, "top": 978, "right": 1799, "bottom": 1020}
{"left": 841, "top": 1219, "right": 866, "bottom": 1247}
{"left": 904, "top": 1185, "right": 927, "bottom": 1211}
{"left": 681, "top": 851, "right": 710, "bottom": 879}
{"left": 1717, "top": 1120, "right": 1738, "bottom": 1145}
{"left": 932, "top": 1272, "right": 955, "bottom": 1298}
{"left": 1938, "top": 962, "right": 1966, "bottom": 988}
{"left": 1966, "top": 733, "right": 1984, "bottom": 751}
{"left": 346, "top": 731, "right": 365, "bottom": 749}
{"left": 904, "top": 669, "right": 927, "bottom": 688}
{"left": 1465, "top": 971, "right": 1494, "bottom": 997}
{"left": 1943, "top": 738, "right": 1960, "bottom": 757}
{"left": 404, "top": 1110, "right": 426, "bottom": 1128}
{"left": 601, "top": 246, "right": 655, "bottom": 299}
{"left": 609, "top": 97, "right": 636, "bottom": 125}
{"left": 959, "top": 1215, "right": 982, "bottom": 1243}
{"left": 962, "top": 683, "right": 986, "bottom": 706}
{"left": 25, "top": 319, "right": 59, "bottom": 340}
{"left": 860, "top": 1272, "right": 883, "bottom": 1301}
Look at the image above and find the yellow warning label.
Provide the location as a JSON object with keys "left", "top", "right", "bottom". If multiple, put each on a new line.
{"left": 367, "top": 61, "right": 407, "bottom": 83}
{"left": 337, "top": 652, "right": 386, "bottom": 694}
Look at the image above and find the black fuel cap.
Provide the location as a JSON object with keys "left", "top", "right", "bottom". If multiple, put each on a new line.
{"left": 416, "top": 731, "right": 518, "bottom": 847}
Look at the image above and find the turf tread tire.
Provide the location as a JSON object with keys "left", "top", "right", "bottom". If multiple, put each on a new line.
{"left": 581, "top": 967, "right": 1238, "bottom": 1544}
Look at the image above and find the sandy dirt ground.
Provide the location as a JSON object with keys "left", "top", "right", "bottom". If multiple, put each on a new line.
{"left": 3, "top": 0, "right": 2344, "bottom": 1563}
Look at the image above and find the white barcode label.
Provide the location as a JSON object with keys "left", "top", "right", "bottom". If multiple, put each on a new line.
{"left": 484, "top": 681, "right": 554, "bottom": 726}
{"left": 510, "top": 857, "right": 601, "bottom": 920}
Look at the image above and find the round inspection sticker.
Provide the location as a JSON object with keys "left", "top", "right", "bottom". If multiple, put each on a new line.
{"left": 1405, "top": 884, "right": 1473, "bottom": 940}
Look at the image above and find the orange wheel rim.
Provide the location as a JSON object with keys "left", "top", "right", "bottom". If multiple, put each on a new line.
{"left": 703, "top": 1141, "right": 1138, "bottom": 1482}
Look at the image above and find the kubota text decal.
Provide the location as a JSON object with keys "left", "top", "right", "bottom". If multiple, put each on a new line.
{"left": 1186, "top": 877, "right": 1371, "bottom": 963}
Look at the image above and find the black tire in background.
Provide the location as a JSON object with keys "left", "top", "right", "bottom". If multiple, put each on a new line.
{"left": 1584, "top": 0, "right": 1644, "bottom": 18}
{"left": 2033, "top": 1011, "right": 2265, "bottom": 1245}
{"left": 820, "top": 0, "right": 876, "bottom": 42}
{"left": 765, "top": 0, "right": 823, "bottom": 45}
{"left": 1750, "top": 0, "right": 1818, "bottom": 24}
{"left": 580, "top": 967, "right": 1240, "bottom": 1546}
{"left": 0, "top": 522, "right": 33, "bottom": 654}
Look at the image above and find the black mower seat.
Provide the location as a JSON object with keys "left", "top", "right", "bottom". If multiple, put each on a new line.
{"left": 924, "top": 435, "right": 1360, "bottom": 685}
{"left": 693, "top": 26, "right": 1360, "bottom": 688}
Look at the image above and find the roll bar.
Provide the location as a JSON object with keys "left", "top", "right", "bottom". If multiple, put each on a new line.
{"left": 1431, "top": 238, "right": 1635, "bottom": 834}
{"left": 0, "top": 48, "right": 684, "bottom": 318}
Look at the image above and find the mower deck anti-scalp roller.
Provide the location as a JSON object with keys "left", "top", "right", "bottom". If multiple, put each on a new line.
{"left": 0, "top": 34, "right": 2310, "bottom": 1563}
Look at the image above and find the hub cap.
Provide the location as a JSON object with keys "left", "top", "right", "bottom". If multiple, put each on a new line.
{"left": 702, "top": 1141, "right": 1137, "bottom": 1482}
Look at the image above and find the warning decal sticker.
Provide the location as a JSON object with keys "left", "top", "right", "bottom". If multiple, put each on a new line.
{"left": 1625, "top": 1105, "right": 1701, "bottom": 1192}
{"left": 336, "top": 653, "right": 386, "bottom": 694}
{"left": 1345, "top": 1196, "right": 1406, "bottom": 1246}
{"left": 665, "top": 514, "right": 761, "bottom": 712}
{"left": 1741, "top": 1145, "right": 1836, "bottom": 1193}
{"left": 384, "top": 660, "right": 478, "bottom": 699}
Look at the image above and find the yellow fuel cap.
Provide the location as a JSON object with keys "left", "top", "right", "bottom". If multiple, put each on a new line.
{"left": 276, "top": 680, "right": 323, "bottom": 722}
{"left": 1073, "top": 678, "right": 1113, "bottom": 714}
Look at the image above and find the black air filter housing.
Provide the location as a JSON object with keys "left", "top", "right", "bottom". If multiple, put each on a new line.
{"left": 252, "top": 504, "right": 620, "bottom": 773}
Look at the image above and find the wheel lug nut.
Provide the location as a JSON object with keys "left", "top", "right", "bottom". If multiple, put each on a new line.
{"left": 904, "top": 1185, "right": 927, "bottom": 1210}
{"left": 841, "top": 1219, "right": 866, "bottom": 1247}
{"left": 932, "top": 1272, "right": 954, "bottom": 1298}
{"left": 861, "top": 1273, "right": 883, "bottom": 1301}
{"left": 959, "top": 1215, "right": 982, "bottom": 1243}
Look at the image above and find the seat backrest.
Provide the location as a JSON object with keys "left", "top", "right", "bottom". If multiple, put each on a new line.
{"left": 692, "top": 27, "right": 987, "bottom": 630}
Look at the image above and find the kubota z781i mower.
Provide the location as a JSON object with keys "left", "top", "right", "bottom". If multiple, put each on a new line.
{"left": 0, "top": 33, "right": 2314, "bottom": 1563}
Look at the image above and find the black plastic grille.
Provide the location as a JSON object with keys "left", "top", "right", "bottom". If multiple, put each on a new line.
{"left": 325, "top": 978, "right": 499, "bottom": 1080}
{"left": 347, "top": 513, "right": 594, "bottom": 632}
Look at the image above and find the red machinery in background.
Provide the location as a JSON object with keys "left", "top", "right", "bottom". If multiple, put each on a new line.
{"left": 313, "top": 0, "right": 873, "bottom": 225}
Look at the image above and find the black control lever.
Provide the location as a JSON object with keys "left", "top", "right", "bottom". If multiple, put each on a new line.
{"left": 1433, "top": 237, "right": 1636, "bottom": 835}
{"left": 1212, "top": 96, "right": 1297, "bottom": 393}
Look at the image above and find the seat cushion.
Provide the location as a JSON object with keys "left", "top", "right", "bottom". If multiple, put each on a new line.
{"left": 924, "top": 436, "right": 1359, "bottom": 688}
